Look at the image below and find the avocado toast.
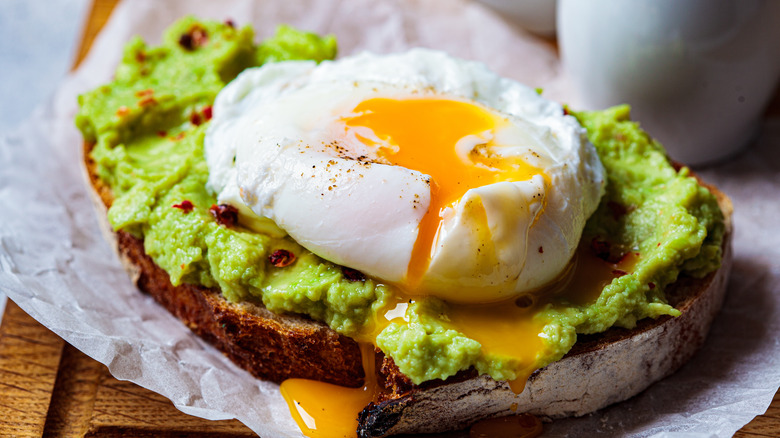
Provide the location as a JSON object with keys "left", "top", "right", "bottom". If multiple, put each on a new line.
{"left": 77, "top": 17, "right": 732, "bottom": 437}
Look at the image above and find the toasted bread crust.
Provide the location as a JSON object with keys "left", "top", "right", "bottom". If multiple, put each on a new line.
{"left": 117, "top": 230, "right": 365, "bottom": 386}
{"left": 84, "top": 139, "right": 733, "bottom": 436}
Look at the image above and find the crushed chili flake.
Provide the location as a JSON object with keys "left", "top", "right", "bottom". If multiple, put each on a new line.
{"left": 116, "top": 106, "right": 130, "bottom": 117}
{"left": 648, "top": 282, "right": 656, "bottom": 289}
{"left": 538, "top": 246, "right": 544, "bottom": 254}
{"left": 563, "top": 106, "right": 571, "bottom": 116}
{"left": 178, "top": 33, "right": 194, "bottom": 50}
{"left": 138, "top": 96, "right": 157, "bottom": 107}
{"left": 342, "top": 267, "right": 366, "bottom": 282}
{"left": 190, "top": 106, "right": 213, "bottom": 126}
{"left": 157, "top": 130, "right": 168, "bottom": 137}
{"left": 179, "top": 25, "right": 209, "bottom": 50}
{"left": 135, "top": 88, "right": 154, "bottom": 97}
{"left": 135, "top": 51, "right": 146, "bottom": 62}
{"left": 169, "top": 132, "right": 186, "bottom": 141}
{"left": 269, "top": 249, "right": 296, "bottom": 268}
{"left": 612, "top": 269, "right": 628, "bottom": 277}
{"left": 209, "top": 204, "right": 238, "bottom": 227}
{"left": 172, "top": 200, "right": 194, "bottom": 213}
{"left": 225, "top": 19, "right": 236, "bottom": 28}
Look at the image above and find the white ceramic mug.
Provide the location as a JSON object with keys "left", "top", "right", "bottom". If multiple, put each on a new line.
{"left": 558, "top": 0, "right": 780, "bottom": 165}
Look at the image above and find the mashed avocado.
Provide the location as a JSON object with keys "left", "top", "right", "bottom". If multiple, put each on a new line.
{"left": 76, "top": 18, "right": 724, "bottom": 386}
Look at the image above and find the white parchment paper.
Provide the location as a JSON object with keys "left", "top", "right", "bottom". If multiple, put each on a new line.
{"left": 1, "top": 0, "right": 779, "bottom": 436}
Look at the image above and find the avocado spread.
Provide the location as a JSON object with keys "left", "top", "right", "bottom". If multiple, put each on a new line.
{"left": 76, "top": 18, "right": 724, "bottom": 386}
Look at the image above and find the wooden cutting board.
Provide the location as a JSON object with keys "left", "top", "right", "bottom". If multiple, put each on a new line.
{"left": 1, "top": 0, "right": 778, "bottom": 436}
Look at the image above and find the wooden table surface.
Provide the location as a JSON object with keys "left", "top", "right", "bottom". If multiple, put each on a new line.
{"left": 1, "top": 0, "right": 778, "bottom": 436}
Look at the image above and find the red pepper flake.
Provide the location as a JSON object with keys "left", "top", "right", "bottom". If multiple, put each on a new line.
{"left": 157, "top": 130, "right": 168, "bottom": 137}
{"left": 169, "top": 132, "right": 186, "bottom": 141}
{"left": 135, "top": 51, "right": 147, "bottom": 62}
{"left": 139, "top": 96, "right": 157, "bottom": 107}
{"left": 172, "top": 200, "right": 194, "bottom": 213}
{"left": 269, "top": 249, "right": 296, "bottom": 267}
{"left": 562, "top": 106, "right": 571, "bottom": 116}
{"left": 612, "top": 269, "right": 628, "bottom": 277}
{"left": 190, "top": 106, "right": 213, "bottom": 126}
{"left": 179, "top": 33, "right": 194, "bottom": 50}
{"left": 538, "top": 246, "right": 544, "bottom": 254}
{"left": 225, "top": 19, "right": 236, "bottom": 28}
{"left": 342, "top": 267, "right": 366, "bottom": 282}
{"left": 209, "top": 204, "right": 238, "bottom": 227}
{"left": 135, "top": 88, "right": 154, "bottom": 98}
{"left": 116, "top": 106, "right": 130, "bottom": 117}
{"left": 179, "top": 25, "right": 209, "bottom": 51}
{"left": 648, "top": 282, "right": 656, "bottom": 289}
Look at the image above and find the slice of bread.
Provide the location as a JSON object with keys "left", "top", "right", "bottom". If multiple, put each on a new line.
{"left": 84, "top": 140, "right": 733, "bottom": 437}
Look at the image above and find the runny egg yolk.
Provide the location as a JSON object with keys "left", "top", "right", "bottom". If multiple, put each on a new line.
{"left": 343, "top": 97, "right": 545, "bottom": 294}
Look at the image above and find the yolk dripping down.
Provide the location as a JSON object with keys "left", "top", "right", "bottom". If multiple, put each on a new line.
{"left": 280, "top": 343, "right": 379, "bottom": 438}
{"left": 344, "top": 97, "right": 545, "bottom": 295}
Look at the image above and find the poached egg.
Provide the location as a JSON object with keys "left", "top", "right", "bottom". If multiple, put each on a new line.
{"left": 205, "top": 49, "right": 604, "bottom": 304}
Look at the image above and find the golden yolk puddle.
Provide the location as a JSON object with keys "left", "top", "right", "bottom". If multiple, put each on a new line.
{"left": 344, "top": 97, "right": 543, "bottom": 292}
{"left": 280, "top": 343, "right": 379, "bottom": 438}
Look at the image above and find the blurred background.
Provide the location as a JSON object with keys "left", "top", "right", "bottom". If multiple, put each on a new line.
{"left": 0, "top": 0, "right": 89, "bottom": 133}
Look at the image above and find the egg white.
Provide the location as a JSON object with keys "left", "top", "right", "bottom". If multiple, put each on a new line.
{"left": 205, "top": 49, "right": 604, "bottom": 303}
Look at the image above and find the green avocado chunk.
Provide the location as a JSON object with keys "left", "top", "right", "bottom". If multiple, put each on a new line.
{"left": 76, "top": 18, "right": 724, "bottom": 385}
